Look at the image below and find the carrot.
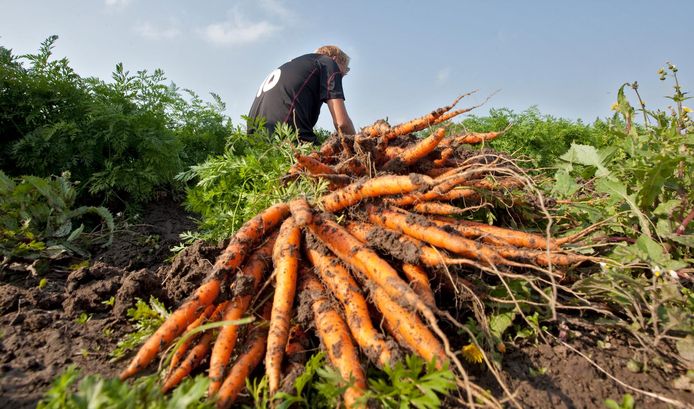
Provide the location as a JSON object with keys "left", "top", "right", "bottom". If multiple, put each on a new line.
{"left": 288, "top": 197, "right": 313, "bottom": 227}
{"left": 386, "top": 168, "right": 489, "bottom": 207}
{"left": 449, "top": 124, "right": 511, "bottom": 145}
{"left": 360, "top": 118, "right": 392, "bottom": 138}
{"left": 432, "top": 146, "right": 455, "bottom": 167}
{"left": 345, "top": 221, "right": 471, "bottom": 270}
{"left": 423, "top": 166, "right": 458, "bottom": 178}
{"left": 302, "top": 273, "right": 367, "bottom": 408}
{"left": 119, "top": 278, "right": 221, "bottom": 380}
{"left": 161, "top": 301, "right": 228, "bottom": 393}
{"left": 367, "top": 205, "right": 504, "bottom": 264}
{"left": 213, "top": 202, "right": 290, "bottom": 274}
{"left": 296, "top": 153, "right": 337, "bottom": 175}
{"left": 307, "top": 214, "right": 432, "bottom": 319}
{"left": 382, "top": 127, "right": 447, "bottom": 171}
{"left": 320, "top": 173, "right": 433, "bottom": 212}
{"left": 370, "top": 283, "right": 447, "bottom": 369}
{"left": 427, "top": 217, "right": 588, "bottom": 266}
{"left": 412, "top": 201, "right": 468, "bottom": 215}
{"left": 167, "top": 303, "right": 215, "bottom": 374}
{"left": 216, "top": 300, "right": 273, "bottom": 409}
{"left": 208, "top": 232, "right": 277, "bottom": 395}
{"left": 266, "top": 217, "right": 302, "bottom": 395}
{"left": 430, "top": 105, "right": 478, "bottom": 127}
{"left": 334, "top": 156, "right": 368, "bottom": 177}
{"left": 306, "top": 246, "right": 398, "bottom": 369}
{"left": 431, "top": 216, "right": 559, "bottom": 250}
{"left": 379, "top": 94, "right": 467, "bottom": 141}
{"left": 401, "top": 263, "right": 436, "bottom": 309}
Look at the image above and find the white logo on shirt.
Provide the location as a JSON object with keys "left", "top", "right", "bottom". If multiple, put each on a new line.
{"left": 256, "top": 69, "right": 281, "bottom": 98}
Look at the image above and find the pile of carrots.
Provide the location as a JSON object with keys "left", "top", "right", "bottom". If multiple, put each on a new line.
{"left": 118, "top": 96, "right": 591, "bottom": 408}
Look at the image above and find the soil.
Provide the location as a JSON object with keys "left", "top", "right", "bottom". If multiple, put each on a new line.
{"left": 0, "top": 199, "right": 691, "bottom": 408}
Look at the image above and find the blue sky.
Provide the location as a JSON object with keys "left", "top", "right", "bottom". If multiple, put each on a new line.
{"left": 3, "top": 1, "right": 693, "bottom": 131}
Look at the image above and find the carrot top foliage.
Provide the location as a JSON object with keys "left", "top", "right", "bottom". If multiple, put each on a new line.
{"left": 1, "top": 36, "right": 231, "bottom": 206}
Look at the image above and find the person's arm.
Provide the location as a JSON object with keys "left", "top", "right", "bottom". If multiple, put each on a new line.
{"left": 326, "top": 98, "right": 356, "bottom": 135}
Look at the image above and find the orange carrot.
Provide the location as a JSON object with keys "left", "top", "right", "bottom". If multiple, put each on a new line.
{"left": 345, "top": 220, "right": 473, "bottom": 269}
{"left": 432, "top": 146, "right": 455, "bottom": 167}
{"left": 213, "top": 202, "right": 290, "bottom": 274}
{"left": 168, "top": 304, "right": 215, "bottom": 374}
{"left": 216, "top": 301, "right": 273, "bottom": 409}
{"left": 401, "top": 263, "right": 436, "bottom": 309}
{"left": 161, "top": 301, "right": 228, "bottom": 393}
{"left": 302, "top": 273, "right": 367, "bottom": 408}
{"left": 306, "top": 246, "right": 398, "bottom": 369}
{"left": 371, "top": 284, "right": 447, "bottom": 369}
{"left": 320, "top": 174, "right": 433, "bottom": 212}
{"left": 378, "top": 94, "right": 466, "bottom": 141}
{"left": 288, "top": 197, "right": 313, "bottom": 227}
{"left": 367, "top": 205, "right": 504, "bottom": 264}
{"left": 431, "top": 216, "right": 559, "bottom": 250}
{"left": 412, "top": 201, "right": 468, "bottom": 216}
{"left": 208, "top": 232, "right": 277, "bottom": 395}
{"left": 296, "top": 153, "right": 337, "bottom": 175}
{"left": 383, "top": 127, "right": 447, "bottom": 169}
{"left": 119, "top": 278, "right": 221, "bottom": 380}
{"left": 307, "top": 214, "right": 432, "bottom": 319}
{"left": 266, "top": 217, "right": 302, "bottom": 395}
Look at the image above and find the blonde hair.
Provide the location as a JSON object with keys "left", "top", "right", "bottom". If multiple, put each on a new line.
{"left": 315, "top": 45, "right": 350, "bottom": 69}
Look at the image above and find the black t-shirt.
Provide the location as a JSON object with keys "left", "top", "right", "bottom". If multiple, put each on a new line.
{"left": 248, "top": 53, "right": 345, "bottom": 143}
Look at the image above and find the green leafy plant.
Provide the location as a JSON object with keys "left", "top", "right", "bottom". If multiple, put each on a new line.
{"left": 447, "top": 107, "right": 609, "bottom": 168}
{"left": 366, "top": 355, "right": 456, "bottom": 409}
{"left": 110, "top": 297, "right": 170, "bottom": 361}
{"left": 178, "top": 120, "right": 326, "bottom": 241}
{"left": 37, "top": 365, "right": 214, "bottom": 409}
{"left": 0, "top": 171, "right": 113, "bottom": 266}
{"left": 555, "top": 64, "right": 693, "bottom": 364}
{"left": 1, "top": 36, "right": 231, "bottom": 205}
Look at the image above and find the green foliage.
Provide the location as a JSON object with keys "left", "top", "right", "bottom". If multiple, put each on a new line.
{"left": 553, "top": 65, "right": 693, "bottom": 262}
{"left": 1, "top": 36, "right": 231, "bottom": 205}
{"left": 0, "top": 170, "right": 113, "bottom": 264}
{"left": 366, "top": 355, "right": 456, "bottom": 409}
{"left": 178, "top": 120, "right": 325, "bottom": 241}
{"left": 449, "top": 107, "right": 609, "bottom": 167}
{"left": 555, "top": 64, "right": 694, "bottom": 362}
{"left": 110, "top": 297, "right": 169, "bottom": 361}
{"left": 271, "top": 352, "right": 347, "bottom": 409}
{"left": 37, "top": 365, "right": 214, "bottom": 409}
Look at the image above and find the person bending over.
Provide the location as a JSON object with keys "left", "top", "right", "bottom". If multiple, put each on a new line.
{"left": 247, "top": 45, "right": 356, "bottom": 144}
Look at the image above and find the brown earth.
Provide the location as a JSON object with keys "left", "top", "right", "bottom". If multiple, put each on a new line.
{"left": 0, "top": 199, "right": 691, "bottom": 408}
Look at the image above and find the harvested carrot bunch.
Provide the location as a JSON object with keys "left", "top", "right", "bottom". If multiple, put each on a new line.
{"left": 119, "top": 96, "right": 596, "bottom": 408}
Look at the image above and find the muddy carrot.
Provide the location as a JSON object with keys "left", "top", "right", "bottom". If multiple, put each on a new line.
{"left": 161, "top": 301, "right": 228, "bottom": 393}
{"left": 302, "top": 273, "right": 367, "bottom": 408}
{"left": 168, "top": 303, "right": 215, "bottom": 373}
{"left": 383, "top": 127, "right": 447, "bottom": 169}
{"left": 289, "top": 197, "right": 313, "bottom": 227}
{"left": 296, "top": 153, "right": 337, "bottom": 175}
{"left": 401, "top": 263, "right": 436, "bottom": 309}
{"left": 119, "top": 278, "right": 221, "bottom": 380}
{"left": 215, "top": 301, "right": 273, "bottom": 409}
{"left": 306, "top": 246, "right": 398, "bottom": 369}
{"left": 307, "top": 214, "right": 432, "bottom": 320}
{"left": 213, "top": 202, "right": 290, "bottom": 274}
{"left": 208, "top": 232, "right": 277, "bottom": 395}
{"left": 367, "top": 205, "right": 504, "bottom": 264}
{"left": 412, "top": 201, "right": 468, "bottom": 216}
{"left": 371, "top": 284, "right": 447, "bottom": 369}
{"left": 320, "top": 173, "right": 433, "bottom": 212}
{"left": 266, "top": 217, "right": 302, "bottom": 395}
